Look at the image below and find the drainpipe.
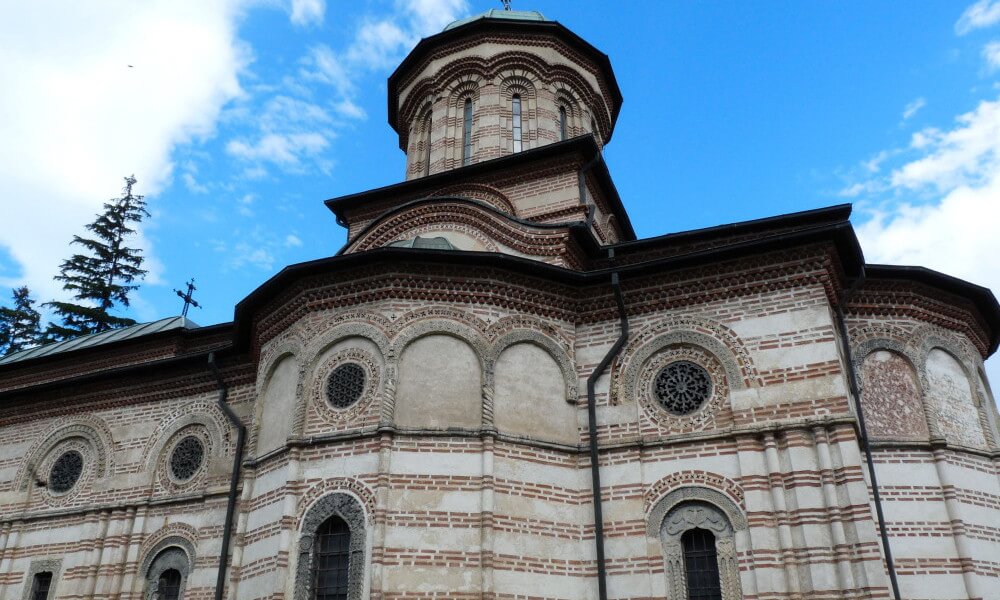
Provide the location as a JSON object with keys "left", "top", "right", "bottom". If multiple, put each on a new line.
{"left": 208, "top": 352, "right": 246, "bottom": 600}
{"left": 586, "top": 248, "right": 629, "bottom": 600}
{"left": 832, "top": 270, "right": 902, "bottom": 600}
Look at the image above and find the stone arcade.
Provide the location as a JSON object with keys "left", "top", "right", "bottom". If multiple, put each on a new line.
{"left": 2, "top": 9, "right": 1000, "bottom": 600}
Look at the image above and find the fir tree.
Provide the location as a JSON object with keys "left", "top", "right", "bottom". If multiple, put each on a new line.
{"left": 0, "top": 286, "right": 42, "bottom": 355}
{"left": 45, "top": 175, "right": 150, "bottom": 340}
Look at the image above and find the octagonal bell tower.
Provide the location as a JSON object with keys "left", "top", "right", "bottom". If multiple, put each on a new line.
{"left": 389, "top": 9, "right": 623, "bottom": 180}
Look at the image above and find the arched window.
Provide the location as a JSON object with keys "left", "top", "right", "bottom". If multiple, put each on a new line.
{"left": 313, "top": 516, "right": 351, "bottom": 600}
{"left": 295, "top": 492, "right": 367, "bottom": 600}
{"left": 559, "top": 105, "right": 567, "bottom": 141}
{"left": 462, "top": 97, "right": 473, "bottom": 166}
{"left": 157, "top": 569, "right": 181, "bottom": 600}
{"left": 423, "top": 111, "right": 432, "bottom": 176}
{"left": 512, "top": 94, "right": 523, "bottom": 152}
{"left": 682, "top": 529, "right": 722, "bottom": 600}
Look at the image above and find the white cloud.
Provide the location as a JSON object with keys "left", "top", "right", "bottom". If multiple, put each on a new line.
{"left": 226, "top": 132, "right": 329, "bottom": 166}
{"left": 290, "top": 0, "right": 325, "bottom": 27}
{"left": 956, "top": 0, "right": 1000, "bottom": 35}
{"left": 285, "top": 234, "right": 303, "bottom": 247}
{"left": 0, "top": 0, "right": 248, "bottom": 303}
{"left": 854, "top": 94, "right": 1000, "bottom": 390}
{"left": 902, "top": 97, "right": 926, "bottom": 121}
{"left": 984, "top": 40, "right": 1000, "bottom": 70}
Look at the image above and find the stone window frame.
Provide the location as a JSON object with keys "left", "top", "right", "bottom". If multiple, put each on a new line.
{"left": 294, "top": 492, "right": 368, "bottom": 600}
{"left": 308, "top": 347, "right": 382, "bottom": 425}
{"left": 21, "top": 558, "right": 61, "bottom": 600}
{"left": 140, "top": 537, "right": 195, "bottom": 600}
{"left": 639, "top": 345, "right": 730, "bottom": 429}
{"left": 648, "top": 487, "right": 745, "bottom": 600}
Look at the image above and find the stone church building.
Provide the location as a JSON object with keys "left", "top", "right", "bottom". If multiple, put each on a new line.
{"left": 2, "top": 9, "right": 999, "bottom": 600}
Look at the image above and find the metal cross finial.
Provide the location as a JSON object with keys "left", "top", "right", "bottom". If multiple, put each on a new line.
{"left": 501, "top": 0, "right": 512, "bottom": 10}
{"left": 173, "top": 278, "right": 202, "bottom": 317}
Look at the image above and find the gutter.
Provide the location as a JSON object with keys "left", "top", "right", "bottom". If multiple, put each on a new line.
{"left": 832, "top": 269, "right": 902, "bottom": 600}
{"left": 585, "top": 248, "right": 628, "bottom": 600}
{"left": 208, "top": 352, "right": 246, "bottom": 600}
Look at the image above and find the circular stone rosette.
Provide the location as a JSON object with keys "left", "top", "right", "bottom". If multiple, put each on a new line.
{"left": 310, "top": 348, "right": 381, "bottom": 424}
{"left": 159, "top": 426, "right": 212, "bottom": 490}
{"left": 639, "top": 346, "right": 728, "bottom": 428}
{"left": 39, "top": 437, "right": 94, "bottom": 504}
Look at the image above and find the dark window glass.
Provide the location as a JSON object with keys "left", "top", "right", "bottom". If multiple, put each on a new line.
{"left": 158, "top": 569, "right": 181, "bottom": 600}
{"left": 313, "top": 516, "right": 351, "bottom": 600}
{"left": 462, "top": 97, "right": 473, "bottom": 166}
{"left": 49, "top": 450, "right": 83, "bottom": 493}
{"left": 559, "top": 106, "right": 567, "bottom": 140}
{"left": 682, "top": 528, "right": 722, "bottom": 600}
{"left": 169, "top": 436, "right": 204, "bottom": 481}
{"left": 327, "top": 363, "right": 365, "bottom": 409}
{"left": 31, "top": 572, "right": 52, "bottom": 600}
{"left": 512, "top": 94, "right": 522, "bottom": 152}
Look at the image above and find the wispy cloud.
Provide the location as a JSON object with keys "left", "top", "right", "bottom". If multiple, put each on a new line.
{"left": 902, "top": 97, "right": 926, "bottom": 121}
{"left": 956, "top": 0, "right": 1000, "bottom": 35}
{"left": 290, "top": 0, "right": 325, "bottom": 27}
{"left": 984, "top": 40, "right": 1000, "bottom": 70}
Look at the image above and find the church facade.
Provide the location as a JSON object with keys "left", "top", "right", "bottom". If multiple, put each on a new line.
{"left": 1, "top": 9, "right": 999, "bottom": 600}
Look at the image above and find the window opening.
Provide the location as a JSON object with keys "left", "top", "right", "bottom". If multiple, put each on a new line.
{"left": 49, "top": 450, "right": 83, "bottom": 493}
{"left": 313, "top": 516, "right": 351, "bottom": 600}
{"left": 423, "top": 112, "right": 432, "bottom": 176}
{"left": 559, "top": 106, "right": 567, "bottom": 140}
{"left": 327, "top": 363, "right": 366, "bottom": 409}
{"left": 682, "top": 528, "right": 722, "bottom": 600}
{"left": 30, "top": 572, "right": 53, "bottom": 600}
{"left": 462, "top": 97, "right": 473, "bottom": 166}
{"left": 157, "top": 569, "right": 181, "bottom": 600}
{"left": 169, "top": 436, "right": 205, "bottom": 481}
{"left": 512, "top": 94, "right": 522, "bottom": 152}
{"left": 654, "top": 361, "right": 712, "bottom": 415}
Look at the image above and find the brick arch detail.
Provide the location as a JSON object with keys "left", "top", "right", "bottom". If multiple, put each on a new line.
{"left": 15, "top": 415, "right": 115, "bottom": 492}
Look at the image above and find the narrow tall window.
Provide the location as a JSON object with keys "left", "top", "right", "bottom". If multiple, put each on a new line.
{"left": 682, "top": 528, "right": 722, "bottom": 600}
{"left": 157, "top": 569, "right": 181, "bottom": 600}
{"left": 462, "top": 97, "right": 473, "bottom": 166}
{"left": 559, "top": 106, "right": 568, "bottom": 140}
{"left": 423, "top": 112, "right": 432, "bottom": 176}
{"left": 313, "top": 516, "right": 351, "bottom": 600}
{"left": 30, "top": 572, "right": 53, "bottom": 600}
{"left": 512, "top": 94, "right": 523, "bottom": 152}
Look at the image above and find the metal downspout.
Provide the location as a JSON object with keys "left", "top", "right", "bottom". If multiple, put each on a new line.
{"left": 833, "top": 271, "right": 902, "bottom": 600}
{"left": 208, "top": 352, "right": 247, "bottom": 600}
{"left": 586, "top": 248, "right": 628, "bottom": 600}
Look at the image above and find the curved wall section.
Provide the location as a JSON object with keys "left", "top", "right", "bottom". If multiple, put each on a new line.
{"left": 493, "top": 342, "right": 576, "bottom": 444}
{"left": 395, "top": 334, "right": 483, "bottom": 429}
{"left": 925, "top": 348, "right": 986, "bottom": 448}
{"left": 859, "top": 349, "right": 928, "bottom": 441}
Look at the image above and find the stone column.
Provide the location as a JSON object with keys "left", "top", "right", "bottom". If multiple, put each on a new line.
{"left": 762, "top": 431, "right": 802, "bottom": 597}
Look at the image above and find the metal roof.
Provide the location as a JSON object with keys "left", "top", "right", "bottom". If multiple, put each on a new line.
{"left": 0, "top": 316, "right": 199, "bottom": 366}
{"left": 443, "top": 9, "right": 548, "bottom": 31}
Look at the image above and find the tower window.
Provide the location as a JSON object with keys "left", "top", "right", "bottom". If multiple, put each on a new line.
{"left": 462, "top": 97, "right": 473, "bottom": 166}
{"left": 30, "top": 572, "right": 53, "bottom": 600}
{"left": 313, "top": 516, "right": 351, "bottom": 600}
{"left": 559, "top": 105, "right": 567, "bottom": 140}
{"left": 682, "top": 528, "right": 722, "bottom": 600}
{"left": 423, "top": 112, "right": 432, "bottom": 176}
{"left": 512, "top": 94, "right": 522, "bottom": 152}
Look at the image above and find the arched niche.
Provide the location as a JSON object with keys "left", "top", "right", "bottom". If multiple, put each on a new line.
{"left": 859, "top": 349, "right": 928, "bottom": 441}
{"left": 140, "top": 536, "right": 195, "bottom": 600}
{"left": 493, "top": 342, "right": 577, "bottom": 444}
{"left": 395, "top": 333, "right": 483, "bottom": 430}
{"left": 294, "top": 492, "right": 368, "bottom": 600}
{"left": 925, "top": 348, "right": 987, "bottom": 448}
{"left": 257, "top": 353, "right": 300, "bottom": 456}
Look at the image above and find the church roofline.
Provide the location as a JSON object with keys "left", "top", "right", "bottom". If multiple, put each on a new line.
{"left": 387, "top": 16, "right": 623, "bottom": 142}
{"left": 325, "top": 135, "right": 636, "bottom": 241}
{"left": 861, "top": 264, "right": 1000, "bottom": 355}
{"left": 232, "top": 218, "right": 864, "bottom": 351}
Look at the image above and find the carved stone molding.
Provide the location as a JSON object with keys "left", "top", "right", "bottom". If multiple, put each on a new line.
{"left": 20, "top": 558, "right": 61, "bottom": 600}
{"left": 308, "top": 347, "right": 382, "bottom": 425}
{"left": 140, "top": 537, "right": 195, "bottom": 600}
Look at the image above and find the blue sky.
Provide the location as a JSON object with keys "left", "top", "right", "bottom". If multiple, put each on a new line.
{"left": 2, "top": 0, "right": 1000, "bottom": 382}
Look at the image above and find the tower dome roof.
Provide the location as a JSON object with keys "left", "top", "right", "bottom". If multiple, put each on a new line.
{"left": 443, "top": 9, "right": 548, "bottom": 31}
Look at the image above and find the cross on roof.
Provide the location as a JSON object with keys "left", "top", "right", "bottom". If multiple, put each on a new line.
{"left": 173, "top": 278, "right": 202, "bottom": 317}
{"left": 501, "top": 0, "right": 512, "bottom": 10}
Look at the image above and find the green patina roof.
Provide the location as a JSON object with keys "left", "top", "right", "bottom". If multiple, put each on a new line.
{"left": 443, "top": 9, "right": 548, "bottom": 31}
